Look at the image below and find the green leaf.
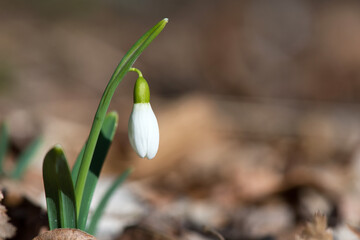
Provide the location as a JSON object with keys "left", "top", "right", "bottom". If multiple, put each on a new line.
{"left": 0, "top": 122, "right": 9, "bottom": 175}
{"left": 77, "top": 112, "right": 118, "bottom": 230}
{"left": 43, "top": 147, "right": 60, "bottom": 229}
{"left": 87, "top": 168, "right": 132, "bottom": 235}
{"left": 72, "top": 144, "right": 85, "bottom": 186}
{"left": 11, "top": 137, "right": 42, "bottom": 179}
{"left": 43, "top": 145, "right": 77, "bottom": 229}
{"left": 75, "top": 18, "right": 168, "bottom": 213}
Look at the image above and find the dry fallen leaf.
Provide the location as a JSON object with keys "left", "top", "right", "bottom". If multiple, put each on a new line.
{"left": 117, "top": 225, "right": 177, "bottom": 240}
{"left": 0, "top": 191, "right": 16, "bottom": 239}
{"left": 296, "top": 213, "right": 333, "bottom": 240}
{"left": 347, "top": 224, "right": 360, "bottom": 238}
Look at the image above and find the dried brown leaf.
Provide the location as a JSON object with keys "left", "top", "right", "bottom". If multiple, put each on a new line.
{"left": 296, "top": 213, "right": 333, "bottom": 240}
{"left": 347, "top": 224, "right": 360, "bottom": 238}
{"left": 0, "top": 192, "right": 16, "bottom": 239}
{"left": 117, "top": 225, "right": 177, "bottom": 240}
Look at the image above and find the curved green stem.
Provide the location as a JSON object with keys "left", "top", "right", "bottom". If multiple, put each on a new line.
{"left": 74, "top": 18, "right": 168, "bottom": 215}
{"left": 129, "top": 67, "right": 143, "bottom": 78}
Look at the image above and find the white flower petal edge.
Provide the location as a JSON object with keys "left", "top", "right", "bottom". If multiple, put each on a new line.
{"left": 128, "top": 103, "right": 159, "bottom": 159}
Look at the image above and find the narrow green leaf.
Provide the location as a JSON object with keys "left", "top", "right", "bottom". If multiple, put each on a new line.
{"left": 43, "top": 145, "right": 77, "bottom": 229}
{"left": 43, "top": 147, "right": 62, "bottom": 229}
{"left": 72, "top": 144, "right": 85, "bottom": 186}
{"left": 87, "top": 168, "right": 132, "bottom": 235}
{"left": 0, "top": 122, "right": 9, "bottom": 175}
{"left": 56, "top": 147, "right": 77, "bottom": 228}
{"left": 11, "top": 137, "right": 42, "bottom": 179}
{"left": 75, "top": 18, "right": 168, "bottom": 212}
{"left": 77, "top": 112, "right": 118, "bottom": 230}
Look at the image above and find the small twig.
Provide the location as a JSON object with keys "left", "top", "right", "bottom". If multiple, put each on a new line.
{"left": 203, "top": 226, "right": 225, "bottom": 240}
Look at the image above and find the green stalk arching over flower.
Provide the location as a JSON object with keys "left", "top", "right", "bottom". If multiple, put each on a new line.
{"left": 74, "top": 18, "right": 168, "bottom": 215}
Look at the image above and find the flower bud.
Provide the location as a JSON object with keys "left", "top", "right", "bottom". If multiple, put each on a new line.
{"left": 128, "top": 76, "right": 159, "bottom": 159}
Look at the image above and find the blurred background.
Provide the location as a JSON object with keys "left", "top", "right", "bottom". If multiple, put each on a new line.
{"left": 2, "top": 0, "right": 360, "bottom": 239}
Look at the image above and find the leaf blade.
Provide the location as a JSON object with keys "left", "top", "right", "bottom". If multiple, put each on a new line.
{"left": 56, "top": 148, "right": 77, "bottom": 228}
{"left": 77, "top": 112, "right": 118, "bottom": 230}
{"left": 43, "top": 145, "right": 77, "bottom": 229}
{"left": 72, "top": 144, "right": 85, "bottom": 186}
{"left": 43, "top": 147, "right": 62, "bottom": 229}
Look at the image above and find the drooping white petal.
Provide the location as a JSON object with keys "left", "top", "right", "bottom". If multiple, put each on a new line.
{"left": 128, "top": 103, "right": 159, "bottom": 159}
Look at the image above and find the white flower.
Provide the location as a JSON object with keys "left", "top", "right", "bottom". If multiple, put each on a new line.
{"left": 128, "top": 103, "right": 159, "bottom": 159}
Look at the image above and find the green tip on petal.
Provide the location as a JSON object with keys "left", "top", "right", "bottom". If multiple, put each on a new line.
{"left": 133, "top": 77, "right": 150, "bottom": 103}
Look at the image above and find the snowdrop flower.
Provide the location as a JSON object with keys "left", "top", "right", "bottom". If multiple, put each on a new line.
{"left": 128, "top": 71, "right": 159, "bottom": 159}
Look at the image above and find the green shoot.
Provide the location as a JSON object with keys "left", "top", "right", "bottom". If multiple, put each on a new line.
{"left": 41, "top": 18, "right": 168, "bottom": 232}
{"left": 74, "top": 17, "right": 168, "bottom": 216}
